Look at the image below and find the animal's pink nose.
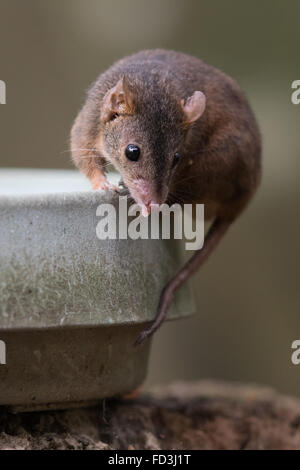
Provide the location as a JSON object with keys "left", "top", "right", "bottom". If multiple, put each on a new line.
{"left": 131, "top": 179, "right": 157, "bottom": 216}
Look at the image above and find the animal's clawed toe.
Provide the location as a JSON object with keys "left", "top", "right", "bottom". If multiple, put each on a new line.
{"left": 97, "top": 181, "right": 120, "bottom": 193}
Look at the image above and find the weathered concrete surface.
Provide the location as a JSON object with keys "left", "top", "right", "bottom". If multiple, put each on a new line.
{"left": 0, "top": 169, "right": 195, "bottom": 409}
{"left": 0, "top": 324, "right": 151, "bottom": 409}
{"left": 1, "top": 380, "right": 300, "bottom": 450}
{"left": 0, "top": 170, "right": 194, "bottom": 328}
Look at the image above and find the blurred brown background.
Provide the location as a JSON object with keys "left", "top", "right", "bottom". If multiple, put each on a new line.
{"left": 0, "top": 0, "right": 299, "bottom": 396}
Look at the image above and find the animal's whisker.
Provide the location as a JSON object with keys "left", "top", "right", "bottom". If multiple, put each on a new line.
{"left": 78, "top": 156, "right": 112, "bottom": 165}
{"left": 167, "top": 192, "right": 185, "bottom": 205}
{"left": 169, "top": 188, "right": 199, "bottom": 204}
{"left": 174, "top": 174, "right": 201, "bottom": 185}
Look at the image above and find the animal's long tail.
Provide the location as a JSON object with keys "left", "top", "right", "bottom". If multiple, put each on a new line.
{"left": 135, "top": 217, "right": 231, "bottom": 345}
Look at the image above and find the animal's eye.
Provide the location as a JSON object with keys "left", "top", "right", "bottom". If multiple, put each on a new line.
{"left": 125, "top": 144, "right": 140, "bottom": 161}
{"left": 172, "top": 152, "right": 180, "bottom": 168}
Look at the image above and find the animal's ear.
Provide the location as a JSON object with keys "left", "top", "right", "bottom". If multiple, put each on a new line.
{"left": 181, "top": 91, "right": 206, "bottom": 125}
{"left": 101, "top": 76, "right": 135, "bottom": 122}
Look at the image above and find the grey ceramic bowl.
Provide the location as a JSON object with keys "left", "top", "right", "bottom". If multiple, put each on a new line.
{"left": 0, "top": 169, "right": 194, "bottom": 411}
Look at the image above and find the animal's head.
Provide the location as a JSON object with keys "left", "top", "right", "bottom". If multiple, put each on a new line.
{"left": 98, "top": 76, "right": 206, "bottom": 215}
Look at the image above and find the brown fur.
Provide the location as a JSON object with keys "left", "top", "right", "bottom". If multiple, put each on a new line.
{"left": 71, "top": 49, "right": 262, "bottom": 343}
